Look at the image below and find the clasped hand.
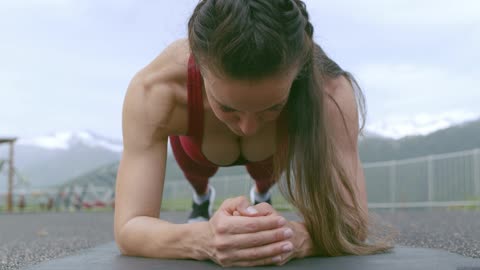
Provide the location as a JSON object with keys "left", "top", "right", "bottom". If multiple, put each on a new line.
{"left": 205, "top": 196, "right": 303, "bottom": 267}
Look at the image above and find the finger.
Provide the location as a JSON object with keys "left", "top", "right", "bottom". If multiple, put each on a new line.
{"left": 228, "top": 255, "right": 281, "bottom": 267}
{"left": 223, "top": 226, "right": 293, "bottom": 250}
{"left": 221, "top": 215, "right": 286, "bottom": 234}
{"left": 231, "top": 252, "right": 294, "bottom": 267}
{"left": 236, "top": 202, "right": 272, "bottom": 217}
{"left": 220, "top": 196, "right": 251, "bottom": 215}
{"left": 230, "top": 240, "right": 294, "bottom": 263}
{"left": 233, "top": 210, "right": 240, "bottom": 216}
{"left": 235, "top": 205, "right": 265, "bottom": 217}
{"left": 275, "top": 251, "right": 295, "bottom": 266}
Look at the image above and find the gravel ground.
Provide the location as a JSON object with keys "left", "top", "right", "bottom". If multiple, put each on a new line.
{"left": 0, "top": 208, "right": 479, "bottom": 270}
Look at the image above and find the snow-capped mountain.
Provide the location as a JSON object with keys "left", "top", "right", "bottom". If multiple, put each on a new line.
{"left": 0, "top": 131, "right": 123, "bottom": 191}
{"left": 17, "top": 130, "right": 123, "bottom": 153}
{"left": 365, "top": 112, "right": 480, "bottom": 139}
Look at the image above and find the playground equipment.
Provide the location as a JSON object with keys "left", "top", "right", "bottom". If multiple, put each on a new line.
{"left": 0, "top": 137, "right": 17, "bottom": 212}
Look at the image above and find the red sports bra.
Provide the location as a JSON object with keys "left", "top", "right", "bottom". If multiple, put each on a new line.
{"left": 169, "top": 54, "right": 287, "bottom": 167}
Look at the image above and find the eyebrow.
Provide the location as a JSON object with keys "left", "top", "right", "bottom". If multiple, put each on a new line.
{"left": 214, "top": 96, "right": 288, "bottom": 112}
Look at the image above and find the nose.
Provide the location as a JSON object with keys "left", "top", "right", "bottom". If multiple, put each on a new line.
{"left": 237, "top": 113, "right": 259, "bottom": 136}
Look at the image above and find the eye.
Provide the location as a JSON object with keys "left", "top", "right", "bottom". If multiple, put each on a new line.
{"left": 267, "top": 105, "right": 285, "bottom": 112}
{"left": 220, "top": 105, "right": 236, "bottom": 113}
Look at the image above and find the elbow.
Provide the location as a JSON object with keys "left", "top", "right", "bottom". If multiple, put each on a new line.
{"left": 114, "top": 225, "right": 130, "bottom": 256}
{"left": 116, "top": 241, "right": 131, "bottom": 256}
{"left": 114, "top": 219, "right": 136, "bottom": 256}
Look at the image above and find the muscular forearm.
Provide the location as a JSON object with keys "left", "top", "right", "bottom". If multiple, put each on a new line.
{"left": 117, "top": 216, "right": 211, "bottom": 260}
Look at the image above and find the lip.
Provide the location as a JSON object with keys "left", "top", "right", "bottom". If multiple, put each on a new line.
{"left": 235, "top": 130, "right": 245, "bottom": 136}
{"left": 231, "top": 128, "right": 245, "bottom": 136}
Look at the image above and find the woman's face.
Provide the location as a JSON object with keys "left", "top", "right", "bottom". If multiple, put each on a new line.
{"left": 202, "top": 67, "right": 299, "bottom": 137}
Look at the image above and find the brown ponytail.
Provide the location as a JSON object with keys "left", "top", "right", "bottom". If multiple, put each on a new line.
{"left": 188, "top": 0, "right": 397, "bottom": 256}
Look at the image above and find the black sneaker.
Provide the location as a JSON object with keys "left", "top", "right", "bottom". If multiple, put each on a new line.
{"left": 187, "top": 185, "right": 215, "bottom": 223}
{"left": 250, "top": 185, "right": 272, "bottom": 205}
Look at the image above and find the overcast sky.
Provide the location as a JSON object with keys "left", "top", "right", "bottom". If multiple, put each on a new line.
{"left": 1, "top": 0, "right": 479, "bottom": 140}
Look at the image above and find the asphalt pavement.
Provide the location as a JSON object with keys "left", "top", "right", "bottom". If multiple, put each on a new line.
{"left": 0, "top": 208, "right": 479, "bottom": 270}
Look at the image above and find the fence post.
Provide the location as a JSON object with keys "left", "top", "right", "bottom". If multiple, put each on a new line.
{"left": 7, "top": 141, "right": 15, "bottom": 213}
{"left": 474, "top": 149, "right": 480, "bottom": 198}
{"left": 427, "top": 155, "right": 434, "bottom": 202}
{"left": 389, "top": 160, "right": 396, "bottom": 213}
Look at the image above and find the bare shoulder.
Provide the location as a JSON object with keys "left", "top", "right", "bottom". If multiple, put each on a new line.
{"left": 323, "top": 75, "right": 359, "bottom": 151}
{"left": 138, "top": 38, "right": 191, "bottom": 86}
{"left": 136, "top": 38, "right": 191, "bottom": 104}
{"left": 122, "top": 38, "right": 191, "bottom": 150}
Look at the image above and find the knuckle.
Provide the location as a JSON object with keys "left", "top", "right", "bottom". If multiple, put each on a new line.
{"left": 245, "top": 222, "right": 258, "bottom": 232}
{"left": 215, "top": 221, "right": 229, "bottom": 234}
{"left": 247, "top": 247, "right": 262, "bottom": 260}
{"left": 250, "top": 235, "right": 261, "bottom": 246}
{"left": 213, "top": 238, "right": 230, "bottom": 251}
{"left": 216, "top": 254, "right": 231, "bottom": 267}
{"left": 216, "top": 255, "right": 226, "bottom": 265}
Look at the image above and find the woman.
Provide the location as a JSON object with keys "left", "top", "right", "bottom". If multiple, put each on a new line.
{"left": 114, "top": 0, "right": 395, "bottom": 267}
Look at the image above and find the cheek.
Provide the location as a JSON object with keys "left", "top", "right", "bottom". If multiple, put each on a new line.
{"left": 260, "top": 112, "right": 281, "bottom": 122}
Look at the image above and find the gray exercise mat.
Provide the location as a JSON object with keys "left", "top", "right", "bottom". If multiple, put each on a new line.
{"left": 23, "top": 241, "right": 480, "bottom": 270}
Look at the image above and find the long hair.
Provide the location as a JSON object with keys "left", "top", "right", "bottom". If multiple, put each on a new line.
{"left": 188, "top": 0, "right": 397, "bottom": 256}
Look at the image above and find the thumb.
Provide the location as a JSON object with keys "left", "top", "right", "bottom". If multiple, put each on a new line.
{"left": 236, "top": 203, "right": 269, "bottom": 217}
{"left": 238, "top": 202, "right": 274, "bottom": 217}
{"left": 222, "top": 196, "right": 256, "bottom": 216}
{"left": 236, "top": 196, "right": 251, "bottom": 210}
{"left": 232, "top": 197, "right": 261, "bottom": 217}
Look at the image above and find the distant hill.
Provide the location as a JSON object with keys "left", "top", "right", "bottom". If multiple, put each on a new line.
{"left": 63, "top": 154, "right": 248, "bottom": 189}
{"left": 3, "top": 118, "right": 479, "bottom": 191}
{"left": 359, "top": 118, "right": 480, "bottom": 162}
{"left": 0, "top": 131, "right": 121, "bottom": 191}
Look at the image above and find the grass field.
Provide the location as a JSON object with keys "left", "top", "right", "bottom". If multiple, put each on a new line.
{"left": 0, "top": 196, "right": 294, "bottom": 214}
{"left": 3, "top": 195, "right": 480, "bottom": 214}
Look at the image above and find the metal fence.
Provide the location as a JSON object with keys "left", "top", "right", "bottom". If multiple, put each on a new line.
{"left": 162, "top": 148, "right": 480, "bottom": 210}
{"left": 363, "top": 148, "right": 480, "bottom": 209}
{"left": 1, "top": 148, "right": 480, "bottom": 212}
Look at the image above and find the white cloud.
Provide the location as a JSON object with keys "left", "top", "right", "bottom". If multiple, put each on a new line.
{"left": 356, "top": 63, "right": 479, "bottom": 111}
{"left": 1, "top": 0, "right": 479, "bottom": 141}
{"left": 307, "top": 0, "right": 480, "bottom": 26}
{"left": 366, "top": 110, "right": 480, "bottom": 139}
{"left": 356, "top": 63, "right": 480, "bottom": 138}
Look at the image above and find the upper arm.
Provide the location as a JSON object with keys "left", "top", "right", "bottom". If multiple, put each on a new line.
{"left": 114, "top": 75, "right": 176, "bottom": 240}
{"left": 325, "top": 76, "right": 368, "bottom": 214}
